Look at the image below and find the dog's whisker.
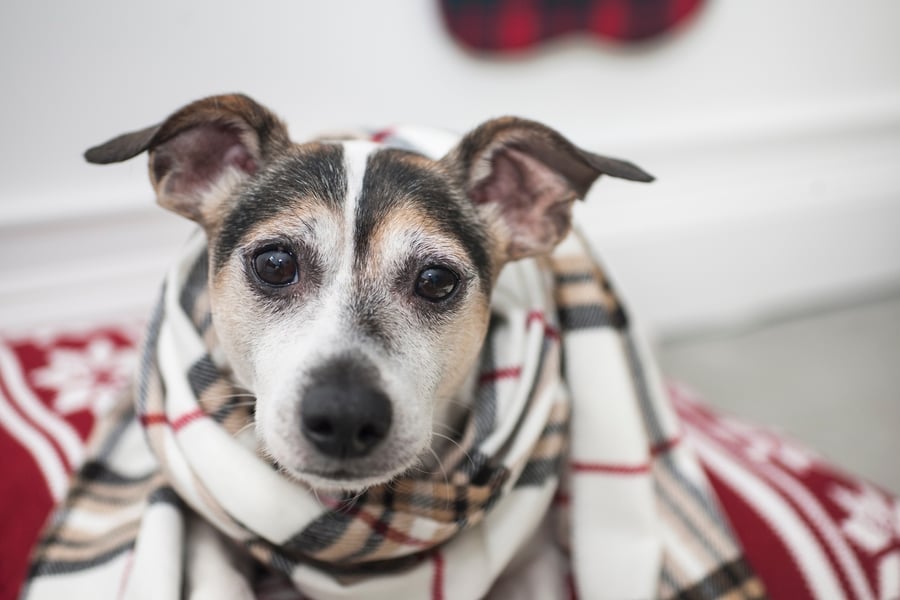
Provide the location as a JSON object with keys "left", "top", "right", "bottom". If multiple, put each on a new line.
{"left": 233, "top": 421, "right": 256, "bottom": 438}
{"left": 430, "top": 430, "right": 463, "bottom": 446}
{"left": 441, "top": 398, "right": 474, "bottom": 412}
{"left": 331, "top": 489, "right": 366, "bottom": 516}
{"left": 427, "top": 447, "right": 450, "bottom": 486}
{"left": 431, "top": 422, "right": 462, "bottom": 435}
{"left": 425, "top": 446, "right": 454, "bottom": 513}
{"left": 408, "top": 464, "right": 432, "bottom": 477}
{"left": 431, "top": 431, "right": 476, "bottom": 471}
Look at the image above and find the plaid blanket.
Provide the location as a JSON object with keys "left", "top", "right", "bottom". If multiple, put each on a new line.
{"left": 21, "top": 209, "right": 763, "bottom": 598}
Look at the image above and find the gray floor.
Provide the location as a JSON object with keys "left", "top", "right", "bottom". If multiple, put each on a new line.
{"left": 657, "top": 290, "right": 900, "bottom": 494}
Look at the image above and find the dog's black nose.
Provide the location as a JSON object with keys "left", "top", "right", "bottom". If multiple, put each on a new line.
{"left": 300, "top": 359, "right": 392, "bottom": 459}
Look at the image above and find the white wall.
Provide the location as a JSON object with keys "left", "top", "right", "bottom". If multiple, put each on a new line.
{"left": 1, "top": 1, "right": 899, "bottom": 334}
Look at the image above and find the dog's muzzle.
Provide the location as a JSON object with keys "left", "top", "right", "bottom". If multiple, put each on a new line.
{"left": 300, "top": 356, "right": 393, "bottom": 459}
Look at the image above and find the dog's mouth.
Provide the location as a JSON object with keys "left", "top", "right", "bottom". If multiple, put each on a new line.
{"left": 263, "top": 433, "right": 424, "bottom": 492}
{"left": 301, "top": 467, "right": 364, "bottom": 481}
{"left": 255, "top": 383, "right": 430, "bottom": 492}
{"left": 290, "top": 464, "right": 408, "bottom": 492}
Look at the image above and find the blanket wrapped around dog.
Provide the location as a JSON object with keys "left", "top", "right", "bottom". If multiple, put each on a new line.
{"left": 22, "top": 120, "right": 768, "bottom": 599}
{"left": 22, "top": 222, "right": 765, "bottom": 599}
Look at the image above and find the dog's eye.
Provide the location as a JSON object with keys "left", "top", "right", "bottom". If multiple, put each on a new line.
{"left": 252, "top": 247, "right": 298, "bottom": 287}
{"left": 415, "top": 266, "right": 459, "bottom": 301}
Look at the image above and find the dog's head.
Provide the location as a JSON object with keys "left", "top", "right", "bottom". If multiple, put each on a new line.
{"left": 87, "top": 94, "right": 652, "bottom": 491}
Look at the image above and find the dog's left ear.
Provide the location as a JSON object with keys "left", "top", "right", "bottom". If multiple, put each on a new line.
{"left": 84, "top": 94, "right": 290, "bottom": 227}
{"left": 443, "top": 117, "right": 653, "bottom": 261}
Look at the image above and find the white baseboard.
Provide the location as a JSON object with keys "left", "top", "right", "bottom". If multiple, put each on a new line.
{"left": 2, "top": 107, "right": 899, "bottom": 336}
{"left": 0, "top": 207, "right": 195, "bottom": 334}
{"left": 577, "top": 104, "right": 900, "bottom": 335}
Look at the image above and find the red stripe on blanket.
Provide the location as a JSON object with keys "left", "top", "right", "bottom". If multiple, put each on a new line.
{"left": 139, "top": 409, "right": 205, "bottom": 432}
{"left": 171, "top": 409, "right": 205, "bottom": 431}
{"left": 569, "top": 436, "right": 681, "bottom": 475}
{"left": 359, "top": 510, "right": 432, "bottom": 548}
{"left": 569, "top": 436, "right": 679, "bottom": 475}
{"left": 570, "top": 460, "right": 650, "bottom": 475}
{"left": 138, "top": 413, "right": 167, "bottom": 427}
{"left": 566, "top": 569, "right": 579, "bottom": 600}
{"left": 526, "top": 310, "right": 561, "bottom": 340}
{"left": 321, "top": 498, "right": 434, "bottom": 550}
{"left": 431, "top": 550, "right": 445, "bottom": 600}
{"left": 115, "top": 549, "right": 135, "bottom": 600}
{"left": 478, "top": 366, "right": 522, "bottom": 385}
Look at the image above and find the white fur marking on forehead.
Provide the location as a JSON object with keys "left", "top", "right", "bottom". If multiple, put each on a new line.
{"left": 338, "top": 140, "right": 379, "bottom": 265}
{"left": 340, "top": 141, "right": 379, "bottom": 220}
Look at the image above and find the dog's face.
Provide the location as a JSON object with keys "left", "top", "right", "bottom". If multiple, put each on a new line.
{"left": 209, "top": 141, "right": 496, "bottom": 490}
{"left": 86, "top": 94, "right": 651, "bottom": 491}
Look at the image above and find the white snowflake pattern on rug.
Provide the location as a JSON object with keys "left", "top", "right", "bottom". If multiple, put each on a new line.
{"left": 30, "top": 338, "right": 136, "bottom": 417}
{"left": 830, "top": 482, "right": 900, "bottom": 600}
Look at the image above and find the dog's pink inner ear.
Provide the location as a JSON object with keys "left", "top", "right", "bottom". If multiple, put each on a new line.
{"left": 150, "top": 124, "right": 257, "bottom": 222}
{"left": 153, "top": 124, "right": 257, "bottom": 194}
{"left": 471, "top": 146, "right": 577, "bottom": 260}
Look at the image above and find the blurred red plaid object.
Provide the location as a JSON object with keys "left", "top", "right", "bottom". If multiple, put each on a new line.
{"left": 440, "top": 0, "right": 705, "bottom": 52}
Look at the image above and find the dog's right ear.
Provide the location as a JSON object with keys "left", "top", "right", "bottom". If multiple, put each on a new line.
{"left": 84, "top": 94, "right": 290, "bottom": 226}
{"left": 443, "top": 117, "right": 653, "bottom": 263}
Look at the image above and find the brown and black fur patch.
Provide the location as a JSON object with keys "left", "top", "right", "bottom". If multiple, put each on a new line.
{"left": 356, "top": 148, "right": 493, "bottom": 287}
{"left": 213, "top": 143, "right": 348, "bottom": 272}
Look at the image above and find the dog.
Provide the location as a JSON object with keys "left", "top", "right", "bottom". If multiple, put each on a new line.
{"left": 85, "top": 93, "right": 653, "bottom": 493}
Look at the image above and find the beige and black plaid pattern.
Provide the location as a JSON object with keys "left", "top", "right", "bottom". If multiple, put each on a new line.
{"left": 25, "top": 233, "right": 570, "bottom": 594}
{"left": 549, "top": 245, "right": 764, "bottom": 599}
{"left": 25, "top": 230, "right": 764, "bottom": 599}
